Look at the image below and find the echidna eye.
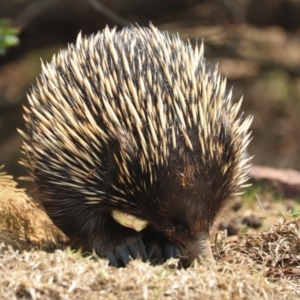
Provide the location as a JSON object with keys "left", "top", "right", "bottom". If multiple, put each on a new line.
{"left": 175, "top": 223, "right": 188, "bottom": 234}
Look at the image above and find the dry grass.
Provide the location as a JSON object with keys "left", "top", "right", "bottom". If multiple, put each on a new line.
{"left": 0, "top": 165, "right": 66, "bottom": 251}
{"left": 0, "top": 165, "right": 299, "bottom": 300}
{"left": 0, "top": 248, "right": 284, "bottom": 300}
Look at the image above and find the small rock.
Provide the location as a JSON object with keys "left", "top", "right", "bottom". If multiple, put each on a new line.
{"left": 219, "top": 221, "right": 240, "bottom": 236}
{"left": 242, "top": 215, "right": 262, "bottom": 229}
{"left": 232, "top": 197, "right": 243, "bottom": 211}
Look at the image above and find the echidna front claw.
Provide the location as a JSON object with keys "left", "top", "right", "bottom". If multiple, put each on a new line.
{"left": 85, "top": 215, "right": 148, "bottom": 267}
{"left": 164, "top": 244, "right": 182, "bottom": 260}
{"left": 126, "top": 236, "right": 147, "bottom": 260}
{"left": 141, "top": 226, "right": 182, "bottom": 265}
{"left": 147, "top": 243, "right": 182, "bottom": 264}
{"left": 106, "top": 238, "right": 147, "bottom": 267}
{"left": 108, "top": 235, "right": 147, "bottom": 267}
{"left": 107, "top": 252, "right": 119, "bottom": 267}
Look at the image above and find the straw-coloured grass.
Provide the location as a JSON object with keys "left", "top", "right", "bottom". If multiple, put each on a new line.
{"left": 0, "top": 166, "right": 299, "bottom": 299}
{"left": 0, "top": 165, "right": 66, "bottom": 251}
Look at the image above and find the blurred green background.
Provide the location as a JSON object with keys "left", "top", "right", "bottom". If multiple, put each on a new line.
{"left": 0, "top": 0, "right": 300, "bottom": 180}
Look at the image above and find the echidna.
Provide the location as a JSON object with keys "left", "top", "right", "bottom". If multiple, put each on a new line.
{"left": 20, "top": 24, "right": 253, "bottom": 267}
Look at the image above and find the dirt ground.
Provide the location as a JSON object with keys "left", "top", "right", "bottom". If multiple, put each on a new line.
{"left": 0, "top": 166, "right": 299, "bottom": 300}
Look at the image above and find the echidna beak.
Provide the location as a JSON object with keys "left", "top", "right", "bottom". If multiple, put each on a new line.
{"left": 180, "top": 232, "right": 215, "bottom": 267}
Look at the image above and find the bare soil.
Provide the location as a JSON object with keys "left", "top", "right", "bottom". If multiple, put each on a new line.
{"left": 0, "top": 166, "right": 299, "bottom": 300}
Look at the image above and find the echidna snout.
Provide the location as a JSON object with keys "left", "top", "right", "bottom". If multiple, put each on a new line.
{"left": 20, "top": 24, "right": 253, "bottom": 267}
{"left": 140, "top": 162, "right": 225, "bottom": 265}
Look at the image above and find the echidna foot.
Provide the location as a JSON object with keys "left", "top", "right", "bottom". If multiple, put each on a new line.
{"left": 106, "top": 233, "right": 148, "bottom": 267}
{"left": 141, "top": 226, "right": 182, "bottom": 265}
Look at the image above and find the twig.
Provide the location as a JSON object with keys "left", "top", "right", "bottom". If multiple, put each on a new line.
{"left": 88, "top": 0, "right": 130, "bottom": 26}
{"left": 255, "top": 193, "right": 271, "bottom": 227}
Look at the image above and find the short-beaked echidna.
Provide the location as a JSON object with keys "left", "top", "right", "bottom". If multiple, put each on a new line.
{"left": 20, "top": 24, "right": 253, "bottom": 267}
